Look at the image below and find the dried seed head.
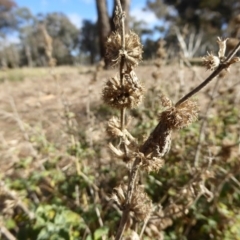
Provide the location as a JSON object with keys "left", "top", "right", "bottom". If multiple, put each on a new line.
{"left": 217, "top": 37, "right": 228, "bottom": 59}
{"left": 160, "top": 94, "right": 172, "bottom": 108}
{"left": 165, "top": 203, "right": 185, "bottom": 218}
{"left": 141, "top": 156, "right": 164, "bottom": 173}
{"left": 110, "top": 184, "right": 127, "bottom": 209}
{"left": 123, "top": 230, "right": 140, "bottom": 240}
{"left": 160, "top": 100, "right": 198, "bottom": 129}
{"left": 131, "top": 185, "right": 152, "bottom": 221}
{"left": 102, "top": 74, "right": 143, "bottom": 109}
{"left": 140, "top": 100, "right": 197, "bottom": 158}
{"left": 202, "top": 51, "right": 220, "bottom": 70}
{"left": 105, "top": 31, "right": 143, "bottom": 68}
{"left": 107, "top": 116, "right": 135, "bottom": 141}
{"left": 107, "top": 117, "right": 122, "bottom": 138}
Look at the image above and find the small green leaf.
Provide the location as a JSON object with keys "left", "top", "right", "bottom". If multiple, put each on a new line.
{"left": 5, "top": 218, "right": 16, "bottom": 229}
{"left": 94, "top": 227, "right": 108, "bottom": 240}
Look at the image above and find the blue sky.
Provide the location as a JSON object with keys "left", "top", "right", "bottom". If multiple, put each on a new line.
{"left": 5, "top": 0, "right": 162, "bottom": 44}
{"left": 15, "top": 0, "right": 159, "bottom": 29}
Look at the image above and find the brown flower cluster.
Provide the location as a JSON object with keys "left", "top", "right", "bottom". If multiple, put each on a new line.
{"left": 111, "top": 184, "right": 152, "bottom": 221}
{"left": 102, "top": 72, "right": 143, "bottom": 109}
{"left": 105, "top": 31, "right": 143, "bottom": 68}
{"left": 160, "top": 99, "right": 198, "bottom": 130}
{"left": 202, "top": 37, "right": 240, "bottom": 71}
{"left": 202, "top": 52, "right": 220, "bottom": 71}
{"left": 140, "top": 99, "right": 198, "bottom": 159}
{"left": 141, "top": 155, "right": 164, "bottom": 173}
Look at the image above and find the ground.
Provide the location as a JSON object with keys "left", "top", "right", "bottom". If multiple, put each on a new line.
{"left": 0, "top": 64, "right": 239, "bottom": 171}
{"left": 0, "top": 64, "right": 240, "bottom": 239}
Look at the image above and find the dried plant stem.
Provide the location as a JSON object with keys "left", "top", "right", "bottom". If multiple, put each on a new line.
{"left": 0, "top": 224, "right": 16, "bottom": 240}
{"left": 115, "top": 0, "right": 126, "bottom": 132}
{"left": 0, "top": 181, "right": 35, "bottom": 219}
{"left": 116, "top": 0, "right": 125, "bottom": 50}
{"left": 120, "top": 57, "right": 126, "bottom": 130}
{"left": 115, "top": 157, "right": 141, "bottom": 240}
{"left": 175, "top": 40, "right": 240, "bottom": 107}
{"left": 113, "top": 2, "right": 140, "bottom": 238}
{"left": 139, "top": 214, "right": 151, "bottom": 239}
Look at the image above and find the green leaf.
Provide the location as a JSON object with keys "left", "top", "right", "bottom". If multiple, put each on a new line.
{"left": 5, "top": 218, "right": 16, "bottom": 229}
{"left": 37, "top": 228, "right": 49, "bottom": 240}
{"left": 63, "top": 210, "right": 81, "bottom": 224}
{"left": 34, "top": 216, "right": 46, "bottom": 228}
{"left": 94, "top": 227, "right": 108, "bottom": 240}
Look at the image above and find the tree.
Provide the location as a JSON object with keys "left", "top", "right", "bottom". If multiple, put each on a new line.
{"left": 44, "top": 13, "right": 79, "bottom": 64}
{"left": 17, "top": 12, "right": 79, "bottom": 66}
{"left": 147, "top": 0, "right": 240, "bottom": 34}
{"left": 95, "top": 0, "right": 111, "bottom": 63}
{"left": 16, "top": 7, "right": 37, "bottom": 67}
{"left": 0, "top": 0, "right": 17, "bottom": 33}
{"left": 80, "top": 20, "right": 99, "bottom": 64}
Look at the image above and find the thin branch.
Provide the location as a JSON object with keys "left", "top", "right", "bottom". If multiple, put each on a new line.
{"left": 139, "top": 214, "right": 151, "bottom": 239}
{"left": 175, "top": 40, "right": 240, "bottom": 107}
{"left": 116, "top": 0, "right": 125, "bottom": 50}
{"left": 0, "top": 224, "right": 16, "bottom": 240}
{"left": 115, "top": 157, "right": 141, "bottom": 240}
{"left": 114, "top": 1, "right": 137, "bottom": 239}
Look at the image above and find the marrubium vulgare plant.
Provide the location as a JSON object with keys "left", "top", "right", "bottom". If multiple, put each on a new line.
{"left": 102, "top": 1, "right": 240, "bottom": 239}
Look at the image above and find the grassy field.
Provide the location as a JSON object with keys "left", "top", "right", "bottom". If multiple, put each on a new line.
{"left": 0, "top": 64, "right": 240, "bottom": 239}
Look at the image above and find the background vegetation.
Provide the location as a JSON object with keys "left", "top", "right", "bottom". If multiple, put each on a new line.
{"left": 0, "top": 0, "right": 240, "bottom": 239}
{"left": 0, "top": 0, "right": 239, "bottom": 67}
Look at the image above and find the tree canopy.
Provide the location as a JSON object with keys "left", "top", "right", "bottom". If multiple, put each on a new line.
{"left": 148, "top": 0, "right": 240, "bottom": 34}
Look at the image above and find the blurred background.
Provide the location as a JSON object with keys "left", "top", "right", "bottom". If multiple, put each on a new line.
{"left": 1, "top": 0, "right": 240, "bottom": 68}
{"left": 1, "top": 1, "right": 240, "bottom": 240}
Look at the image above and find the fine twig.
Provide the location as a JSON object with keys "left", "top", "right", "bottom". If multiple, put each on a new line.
{"left": 175, "top": 40, "right": 240, "bottom": 107}
{"left": 115, "top": 157, "right": 141, "bottom": 240}
{"left": 0, "top": 224, "right": 16, "bottom": 240}
{"left": 139, "top": 214, "right": 151, "bottom": 239}
{"left": 117, "top": 0, "right": 126, "bottom": 131}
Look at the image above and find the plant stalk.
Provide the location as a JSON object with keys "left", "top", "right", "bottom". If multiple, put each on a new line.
{"left": 175, "top": 40, "right": 240, "bottom": 107}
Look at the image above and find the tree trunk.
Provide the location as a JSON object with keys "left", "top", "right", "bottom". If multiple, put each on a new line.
{"left": 95, "top": 0, "right": 111, "bottom": 65}
{"left": 25, "top": 45, "right": 33, "bottom": 67}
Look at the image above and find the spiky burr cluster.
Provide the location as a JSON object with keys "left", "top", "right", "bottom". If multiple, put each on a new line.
{"left": 203, "top": 37, "right": 240, "bottom": 71}
{"left": 105, "top": 31, "right": 143, "bottom": 68}
{"left": 140, "top": 98, "right": 198, "bottom": 159}
{"left": 102, "top": 72, "right": 143, "bottom": 109}
{"left": 111, "top": 184, "right": 152, "bottom": 221}
{"left": 160, "top": 99, "right": 198, "bottom": 130}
